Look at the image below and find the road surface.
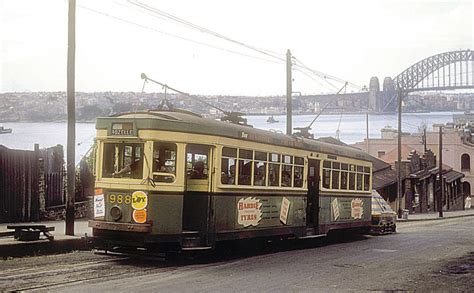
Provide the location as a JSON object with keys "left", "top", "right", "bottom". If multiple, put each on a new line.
{"left": 1, "top": 217, "right": 473, "bottom": 292}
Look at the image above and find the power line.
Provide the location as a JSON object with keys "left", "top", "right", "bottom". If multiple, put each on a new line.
{"left": 293, "top": 56, "right": 362, "bottom": 90}
{"left": 77, "top": 4, "right": 284, "bottom": 65}
{"left": 293, "top": 67, "right": 339, "bottom": 92}
{"left": 126, "top": 0, "right": 286, "bottom": 62}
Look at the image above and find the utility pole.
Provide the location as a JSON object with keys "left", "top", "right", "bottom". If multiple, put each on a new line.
{"left": 286, "top": 49, "right": 292, "bottom": 136}
{"left": 66, "top": 0, "right": 76, "bottom": 235}
{"left": 423, "top": 126, "right": 427, "bottom": 153}
{"left": 397, "top": 89, "right": 403, "bottom": 219}
{"left": 438, "top": 125, "right": 444, "bottom": 218}
{"left": 366, "top": 112, "right": 369, "bottom": 154}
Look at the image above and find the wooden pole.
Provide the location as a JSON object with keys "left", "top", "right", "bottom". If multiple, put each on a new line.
{"left": 397, "top": 89, "right": 403, "bottom": 219}
{"left": 438, "top": 125, "right": 444, "bottom": 218}
{"left": 286, "top": 49, "right": 292, "bottom": 136}
{"left": 66, "top": 0, "right": 76, "bottom": 235}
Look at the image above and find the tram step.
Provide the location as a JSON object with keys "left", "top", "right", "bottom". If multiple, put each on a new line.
{"left": 182, "top": 236, "right": 202, "bottom": 248}
{"left": 181, "top": 246, "right": 213, "bottom": 251}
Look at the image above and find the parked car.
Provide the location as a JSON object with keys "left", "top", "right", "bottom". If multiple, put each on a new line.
{"left": 370, "top": 191, "right": 397, "bottom": 235}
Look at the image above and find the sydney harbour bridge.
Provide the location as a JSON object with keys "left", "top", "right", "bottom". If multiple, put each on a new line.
{"left": 309, "top": 49, "right": 474, "bottom": 113}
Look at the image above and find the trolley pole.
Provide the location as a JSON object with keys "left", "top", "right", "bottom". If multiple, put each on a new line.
{"left": 438, "top": 125, "right": 444, "bottom": 218}
{"left": 397, "top": 89, "right": 403, "bottom": 219}
{"left": 286, "top": 49, "right": 292, "bottom": 136}
{"left": 66, "top": 0, "right": 76, "bottom": 235}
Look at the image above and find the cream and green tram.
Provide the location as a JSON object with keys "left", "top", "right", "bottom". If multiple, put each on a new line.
{"left": 89, "top": 110, "right": 373, "bottom": 251}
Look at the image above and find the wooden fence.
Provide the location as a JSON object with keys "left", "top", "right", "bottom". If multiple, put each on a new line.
{"left": 0, "top": 144, "right": 93, "bottom": 223}
{"left": 0, "top": 145, "right": 40, "bottom": 223}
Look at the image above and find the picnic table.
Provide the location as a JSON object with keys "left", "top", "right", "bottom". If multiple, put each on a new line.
{"left": 1, "top": 225, "right": 55, "bottom": 241}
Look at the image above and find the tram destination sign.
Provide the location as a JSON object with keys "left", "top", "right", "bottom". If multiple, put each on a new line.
{"left": 111, "top": 123, "right": 135, "bottom": 136}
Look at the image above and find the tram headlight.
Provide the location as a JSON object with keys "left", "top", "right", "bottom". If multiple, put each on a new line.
{"left": 110, "top": 205, "right": 122, "bottom": 221}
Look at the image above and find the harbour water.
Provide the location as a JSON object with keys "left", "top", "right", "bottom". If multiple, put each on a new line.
{"left": 0, "top": 111, "right": 460, "bottom": 163}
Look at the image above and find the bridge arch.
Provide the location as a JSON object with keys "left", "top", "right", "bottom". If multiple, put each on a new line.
{"left": 394, "top": 49, "right": 473, "bottom": 92}
{"left": 383, "top": 49, "right": 473, "bottom": 111}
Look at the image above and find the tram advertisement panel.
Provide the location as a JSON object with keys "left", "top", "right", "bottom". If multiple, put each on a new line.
{"left": 234, "top": 196, "right": 305, "bottom": 229}
{"left": 330, "top": 196, "right": 371, "bottom": 222}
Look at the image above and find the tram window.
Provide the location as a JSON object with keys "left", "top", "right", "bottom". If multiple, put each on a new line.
{"left": 152, "top": 142, "right": 176, "bottom": 183}
{"left": 341, "top": 163, "right": 348, "bottom": 170}
{"left": 270, "top": 153, "right": 280, "bottom": 163}
{"left": 333, "top": 162, "right": 340, "bottom": 170}
{"left": 239, "top": 149, "right": 253, "bottom": 160}
{"left": 323, "top": 169, "right": 331, "bottom": 189}
{"left": 221, "top": 147, "right": 237, "bottom": 185}
{"left": 363, "top": 174, "right": 370, "bottom": 191}
{"left": 356, "top": 173, "right": 363, "bottom": 190}
{"left": 268, "top": 163, "right": 280, "bottom": 186}
{"left": 254, "top": 151, "right": 267, "bottom": 186}
{"left": 357, "top": 166, "right": 364, "bottom": 172}
{"left": 282, "top": 164, "right": 292, "bottom": 187}
{"left": 223, "top": 147, "right": 237, "bottom": 157}
{"left": 332, "top": 170, "right": 340, "bottom": 189}
{"left": 102, "top": 142, "right": 143, "bottom": 179}
{"left": 283, "top": 155, "right": 293, "bottom": 164}
{"left": 341, "top": 171, "right": 348, "bottom": 189}
{"left": 187, "top": 148, "right": 208, "bottom": 179}
{"left": 255, "top": 151, "right": 267, "bottom": 161}
{"left": 294, "top": 165, "right": 304, "bottom": 187}
{"left": 295, "top": 157, "right": 304, "bottom": 165}
{"left": 349, "top": 172, "right": 355, "bottom": 190}
{"left": 221, "top": 158, "right": 236, "bottom": 185}
{"left": 238, "top": 159, "right": 252, "bottom": 185}
{"left": 323, "top": 161, "right": 331, "bottom": 168}
{"left": 254, "top": 161, "right": 266, "bottom": 186}
{"left": 364, "top": 166, "right": 370, "bottom": 173}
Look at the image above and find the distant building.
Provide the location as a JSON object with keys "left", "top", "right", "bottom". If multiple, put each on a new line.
{"left": 353, "top": 123, "right": 472, "bottom": 210}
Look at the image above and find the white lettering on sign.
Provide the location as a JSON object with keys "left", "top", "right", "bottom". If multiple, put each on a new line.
{"left": 237, "top": 197, "right": 262, "bottom": 227}
{"left": 240, "top": 132, "right": 248, "bottom": 139}
{"left": 94, "top": 194, "right": 105, "bottom": 218}
{"left": 351, "top": 198, "right": 364, "bottom": 219}
{"left": 280, "top": 197, "right": 291, "bottom": 225}
{"left": 111, "top": 129, "right": 133, "bottom": 135}
{"left": 332, "top": 198, "right": 340, "bottom": 221}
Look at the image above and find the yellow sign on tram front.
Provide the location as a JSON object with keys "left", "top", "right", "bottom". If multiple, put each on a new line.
{"left": 131, "top": 191, "right": 148, "bottom": 210}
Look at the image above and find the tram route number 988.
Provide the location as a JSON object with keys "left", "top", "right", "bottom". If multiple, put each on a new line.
{"left": 108, "top": 193, "right": 132, "bottom": 205}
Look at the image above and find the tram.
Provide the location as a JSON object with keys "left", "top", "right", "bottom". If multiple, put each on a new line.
{"left": 89, "top": 109, "right": 373, "bottom": 252}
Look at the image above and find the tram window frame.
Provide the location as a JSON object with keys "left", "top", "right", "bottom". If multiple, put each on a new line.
{"left": 187, "top": 146, "right": 209, "bottom": 179}
{"left": 152, "top": 142, "right": 177, "bottom": 183}
{"left": 281, "top": 155, "right": 293, "bottom": 187}
{"left": 221, "top": 147, "right": 237, "bottom": 185}
{"left": 238, "top": 148, "right": 253, "bottom": 185}
{"left": 268, "top": 153, "right": 281, "bottom": 186}
{"left": 102, "top": 142, "right": 144, "bottom": 179}
{"left": 322, "top": 160, "right": 331, "bottom": 189}
{"left": 253, "top": 151, "right": 267, "bottom": 186}
{"left": 219, "top": 147, "right": 305, "bottom": 189}
{"left": 293, "top": 156, "right": 304, "bottom": 188}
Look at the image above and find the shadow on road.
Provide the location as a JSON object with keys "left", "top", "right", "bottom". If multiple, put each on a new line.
{"left": 104, "top": 231, "right": 372, "bottom": 268}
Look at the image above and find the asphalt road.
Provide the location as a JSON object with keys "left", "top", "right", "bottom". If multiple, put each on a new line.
{"left": 1, "top": 217, "right": 473, "bottom": 292}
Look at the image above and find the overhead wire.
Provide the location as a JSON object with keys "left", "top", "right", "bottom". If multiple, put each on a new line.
{"left": 77, "top": 5, "right": 284, "bottom": 65}
{"left": 126, "top": 0, "right": 286, "bottom": 63}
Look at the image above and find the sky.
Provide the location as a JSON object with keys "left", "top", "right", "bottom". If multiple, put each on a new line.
{"left": 0, "top": 0, "right": 473, "bottom": 96}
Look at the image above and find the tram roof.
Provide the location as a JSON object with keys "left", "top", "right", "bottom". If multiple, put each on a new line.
{"left": 96, "top": 110, "right": 372, "bottom": 162}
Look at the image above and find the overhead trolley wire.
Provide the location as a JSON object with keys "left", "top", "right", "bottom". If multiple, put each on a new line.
{"left": 77, "top": 5, "right": 285, "bottom": 65}
{"left": 126, "top": 0, "right": 286, "bottom": 63}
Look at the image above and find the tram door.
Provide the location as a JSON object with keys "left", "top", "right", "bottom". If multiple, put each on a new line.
{"left": 307, "top": 159, "right": 320, "bottom": 228}
{"left": 183, "top": 144, "right": 214, "bottom": 243}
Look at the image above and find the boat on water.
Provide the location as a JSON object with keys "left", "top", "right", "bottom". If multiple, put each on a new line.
{"left": 0, "top": 126, "right": 12, "bottom": 134}
{"left": 266, "top": 115, "right": 279, "bottom": 123}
